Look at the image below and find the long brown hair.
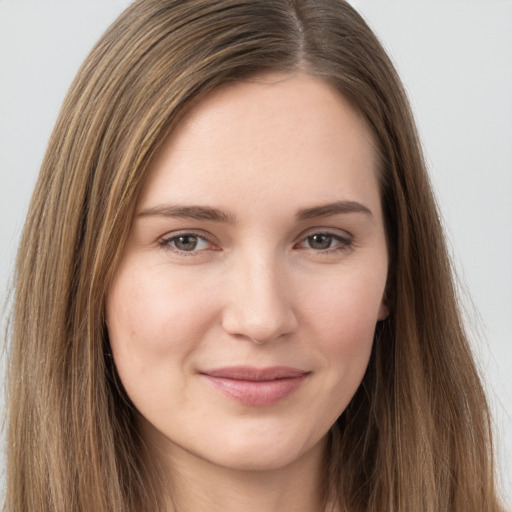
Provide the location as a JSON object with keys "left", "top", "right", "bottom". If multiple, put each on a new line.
{"left": 5, "top": 1, "right": 504, "bottom": 510}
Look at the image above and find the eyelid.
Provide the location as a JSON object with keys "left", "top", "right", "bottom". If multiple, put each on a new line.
{"left": 293, "top": 227, "right": 354, "bottom": 253}
{"left": 158, "top": 229, "right": 220, "bottom": 254}
{"left": 295, "top": 226, "right": 353, "bottom": 243}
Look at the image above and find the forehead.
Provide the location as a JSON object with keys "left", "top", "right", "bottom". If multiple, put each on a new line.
{"left": 138, "top": 72, "right": 381, "bottom": 217}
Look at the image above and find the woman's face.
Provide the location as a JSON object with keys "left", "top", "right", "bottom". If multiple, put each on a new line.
{"left": 106, "top": 73, "right": 388, "bottom": 472}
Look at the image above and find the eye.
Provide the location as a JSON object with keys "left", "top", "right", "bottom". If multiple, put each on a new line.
{"left": 296, "top": 231, "right": 352, "bottom": 253}
{"left": 304, "top": 233, "right": 336, "bottom": 250}
{"left": 160, "top": 232, "right": 213, "bottom": 253}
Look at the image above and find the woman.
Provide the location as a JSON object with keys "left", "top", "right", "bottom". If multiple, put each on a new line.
{"left": 4, "top": 1, "right": 504, "bottom": 511}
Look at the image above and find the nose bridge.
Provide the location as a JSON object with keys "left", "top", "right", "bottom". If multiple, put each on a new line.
{"left": 222, "top": 247, "right": 297, "bottom": 343}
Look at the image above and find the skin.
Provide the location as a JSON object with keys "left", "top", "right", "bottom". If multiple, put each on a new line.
{"left": 106, "top": 72, "right": 389, "bottom": 512}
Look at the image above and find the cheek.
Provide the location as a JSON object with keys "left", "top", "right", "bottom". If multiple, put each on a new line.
{"left": 109, "top": 265, "right": 204, "bottom": 347}
{"left": 302, "top": 269, "right": 385, "bottom": 381}
{"left": 105, "top": 265, "right": 216, "bottom": 421}
{"left": 105, "top": 264, "right": 216, "bottom": 390}
{"left": 287, "top": 275, "right": 382, "bottom": 436}
{"left": 306, "top": 269, "right": 385, "bottom": 336}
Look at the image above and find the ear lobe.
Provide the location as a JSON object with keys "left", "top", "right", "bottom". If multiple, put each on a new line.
{"left": 377, "top": 298, "right": 389, "bottom": 321}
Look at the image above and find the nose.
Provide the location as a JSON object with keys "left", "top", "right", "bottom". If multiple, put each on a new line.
{"left": 221, "top": 253, "right": 298, "bottom": 345}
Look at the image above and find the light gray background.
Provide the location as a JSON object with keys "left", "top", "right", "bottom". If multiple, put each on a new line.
{"left": 1, "top": 0, "right": 510, "bottom": 505}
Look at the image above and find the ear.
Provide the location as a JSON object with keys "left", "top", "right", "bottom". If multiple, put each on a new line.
{"left": 377, "top": 294, "right": 389, "bottom": 321}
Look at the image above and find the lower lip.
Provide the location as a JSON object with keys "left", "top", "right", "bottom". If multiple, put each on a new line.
{"left": 202, "top": 374, "right": 308, "bottom": 407}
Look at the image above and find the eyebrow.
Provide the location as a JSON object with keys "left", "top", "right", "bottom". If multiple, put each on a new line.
{"left": 138, "top": 204, "right": 235, "bottom": 223}
{"left": 138, "top": 200, "right": 372, "bottom": 223}
{"left": 296, "top": 201, "right": 373, "bottom": 220}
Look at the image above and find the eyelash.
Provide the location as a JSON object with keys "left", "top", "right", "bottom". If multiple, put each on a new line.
{"left": 295, "top": 231, "right": 353, "bottom": 254}
{"left": 158, "top": 229, "right": 353, "bottom": 256}
{"left": 158, "top": 231, "right": 215, "bottom": 256}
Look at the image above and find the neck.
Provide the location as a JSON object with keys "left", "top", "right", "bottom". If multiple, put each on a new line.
{"left": 156, "top": 437, "right": 333, "bottom": 512}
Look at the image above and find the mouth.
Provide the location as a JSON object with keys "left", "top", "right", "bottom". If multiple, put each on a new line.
{"left": 199, "top": 366, "right": 310, "bottom": 407}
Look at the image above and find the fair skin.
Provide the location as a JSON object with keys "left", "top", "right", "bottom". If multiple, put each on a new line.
{"left": 107, "top": 72, "right": 389, "bottom": 512}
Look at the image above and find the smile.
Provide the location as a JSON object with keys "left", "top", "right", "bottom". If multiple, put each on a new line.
{"left": 200, "top": 366, "right": 310, "bottom": 407}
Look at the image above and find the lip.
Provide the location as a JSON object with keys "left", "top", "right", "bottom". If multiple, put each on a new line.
{"left": 200, "top": 366, "right": 309, "bottom": 407}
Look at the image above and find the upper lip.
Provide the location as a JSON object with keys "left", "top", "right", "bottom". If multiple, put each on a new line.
{"left": 200, "top": 366, "right": 308, "bottom": 381}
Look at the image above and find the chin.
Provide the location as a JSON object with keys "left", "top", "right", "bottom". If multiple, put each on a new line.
{"left": 198, "top": 428, "right": 327, "bottom": 473}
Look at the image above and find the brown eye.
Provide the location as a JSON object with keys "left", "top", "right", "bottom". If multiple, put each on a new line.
{"left": 307, "top": 234, "right": 334, "bottom": 250}
{"left": 296, "top": 231, "right": 352, "bottom": 253}
{"left": 163, "top": 233, "right": 211, "bottom": 252}
{"left": 173, "top": 235, "right": 200, "bottom": 251}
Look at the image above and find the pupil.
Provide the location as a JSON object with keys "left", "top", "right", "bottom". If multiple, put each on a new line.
{"left": 175, "top": 235, "right": 198, "bottom": 251}
{"left": 310, "top": 234, "right": 331, "bottom": 250}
